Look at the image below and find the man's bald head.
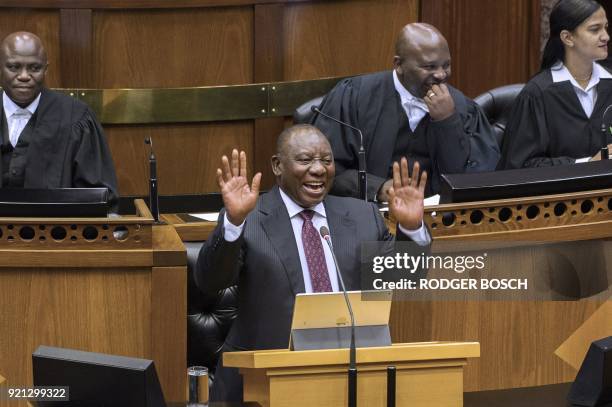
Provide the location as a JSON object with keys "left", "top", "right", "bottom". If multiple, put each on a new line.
{"left": 393, "top": 23, "right": 451, "bottom": 98}
{"left": 395, "top": 23, "right": 447, "bottom": 57}
{"left": 275, "top": 124, "right": 328, "bottom": 155}
{"left": 0, "top": 32, "right": 47, "bottom": 63}
{"left": 0, "top": 31, "right": 48, "bottom": 107}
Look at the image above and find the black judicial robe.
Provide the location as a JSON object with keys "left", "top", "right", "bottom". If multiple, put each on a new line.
{"left": 311, "top": 70, "right": 500, "bottom": 198}
{"left": 0, "top": 89, "right": 119, "bottom": 208}
{"left": 500, "top": 67, "right": 612, "bottom": 169}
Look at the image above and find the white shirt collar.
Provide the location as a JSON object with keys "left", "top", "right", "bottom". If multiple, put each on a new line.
{"left": 551, "top": 61, "right": 612, "bottom": 92}
{"left": 3, "top": 91, "right": 41, "bottom": 118}
{"left": 392, "top": 70, "right": 429, "bottom": 111}
{"left": 278, "top": 187, "right": 327, "bottom": 219}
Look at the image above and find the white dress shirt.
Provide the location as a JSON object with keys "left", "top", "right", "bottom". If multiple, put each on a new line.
{"left": 393, "top": 70, "right": 429, "bottom": 132}
{"left": 3, "top": 92, "right": 41, "bottom": 147}
{"left": 550, "top": 62, "right": 612, "bottom": 163}
{"left": 222, "top": 188, "right": 431, "bottom": 293}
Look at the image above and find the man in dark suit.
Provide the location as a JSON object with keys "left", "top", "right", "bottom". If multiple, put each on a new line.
{"left": 312, "top": 23, "right": 499, "bottom": 199}
{"left": 195, "top": 124, "right": 429, "bottom": 402}
{"left": 0, "top": 31, "right": 118, "bottom": 207}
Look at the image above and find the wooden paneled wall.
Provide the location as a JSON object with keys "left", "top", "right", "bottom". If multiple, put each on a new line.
{"left": 0, "top": 0, "right": 539, "bottom": 195}
{"left": 421, "top": 0, "right": 541, "bottom": 98}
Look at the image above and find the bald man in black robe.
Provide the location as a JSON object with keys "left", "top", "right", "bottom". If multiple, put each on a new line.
{"left": 312, "top": 23, "right": 499, "bottom": 200}
{"left": 0, "top": 31, "right": 118, "bottom": 208}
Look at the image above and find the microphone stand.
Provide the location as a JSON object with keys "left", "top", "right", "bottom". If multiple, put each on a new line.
{"left": 600, "top": 105, "right": 612, "bottom": 160}
{"left": 312, "top": 107, "right": 367, "bottom": 201}
{"left": 144, "top": 137, "right": 161, "bottom": 223}
{"left": 320, "top": 226, "right": 357, "bottom": 407}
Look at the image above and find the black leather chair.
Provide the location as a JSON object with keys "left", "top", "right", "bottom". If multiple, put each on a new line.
{"left": 293, "top": 95, "right": 325, "bottom": 124}
{"left": 186, "top": 241, "right": 238, "bottom": 377}
{"left": 474, "top": 83, "right": 524, "bottom": 147}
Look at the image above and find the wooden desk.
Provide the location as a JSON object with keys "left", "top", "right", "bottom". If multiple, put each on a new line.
{"left": 0, "top": 201, "right": 187, "bottom": 405}
{"left": 163, "top": 189, "right": 612, "bottom": 392}
{"left": 389, "top": 188, "right": 612, "bottom": 391}
{"left": 162, "top": 214, "right": 216, "bottom": 242}
{"left": 225, "top": 342, "right": 480, "bottom": 407}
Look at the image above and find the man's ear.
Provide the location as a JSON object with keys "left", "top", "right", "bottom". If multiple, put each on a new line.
{"left": 560, "top": 30, "right": 574, "bottom": 47}
{"left": 271, "top": 155, "right": 282, "bottom": 176}
{"left": 393, "top": 55, "right": 401, "bottom": 70}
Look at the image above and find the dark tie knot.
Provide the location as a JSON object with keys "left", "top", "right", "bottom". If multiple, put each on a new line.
{"left": 300, "top": 209, "right": 314, "bottom": 221}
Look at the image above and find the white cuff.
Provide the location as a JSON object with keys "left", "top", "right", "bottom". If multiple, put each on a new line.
{"left": 223, "top": 213, "right": 245, "bottom": 242}
{"left": 398, "top": 222, "right": 431, "bottom": 246}
{"left": 575, "top": 157, "right": 590, "bottom": 163}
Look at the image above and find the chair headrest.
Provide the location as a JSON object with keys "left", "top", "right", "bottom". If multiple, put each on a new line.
{"left": 474, "top": 83, "right": 525, "bottom": 123}
{"left": 293, "top": 95, "right": 325, "bottom": 124}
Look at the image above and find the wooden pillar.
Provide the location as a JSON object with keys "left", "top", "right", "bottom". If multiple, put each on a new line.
{"left": 253, "top": 3, "right": 286, "bottom": 189}
{"left": 59, "top": 8, "right": 93, "bottom": 88}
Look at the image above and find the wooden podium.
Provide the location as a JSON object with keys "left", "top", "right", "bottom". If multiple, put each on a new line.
{"left": 0, "top": 200, "right": 187, "bottom": 404}
{"left": 224, "top": 341, "right": 480, "bottom": 407}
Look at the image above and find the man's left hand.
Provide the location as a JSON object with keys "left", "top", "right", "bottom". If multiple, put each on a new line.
{"left": 424, "top": 83, "right": 455, "bottom": 121}
{"left": 388, "top": 158, "right": 426, "bottom": 231}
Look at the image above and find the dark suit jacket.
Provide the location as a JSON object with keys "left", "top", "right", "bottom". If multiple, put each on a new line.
{"left": 195, "top": 186, "right": 426, "bottom": 401}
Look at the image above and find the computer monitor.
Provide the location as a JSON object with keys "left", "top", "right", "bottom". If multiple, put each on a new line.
{"left": 440, "top": 160, "right": 612, "bottom": 203}
{"left": 32, "top": 345, "right": 166, "bottom": 407}
{"left": 0, "top": 188, "right": 110, "bottom": 217}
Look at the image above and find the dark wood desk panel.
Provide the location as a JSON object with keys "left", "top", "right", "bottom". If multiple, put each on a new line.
{"left": 0, "top": 202, "right": 187, "bottom": 403}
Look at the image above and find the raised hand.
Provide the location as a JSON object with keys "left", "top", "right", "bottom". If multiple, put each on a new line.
{"left": 424, "top": 83, "right": 455, "bottom": 121}
{"left": 387, "top": 158, "right": 427, "bottom": 231}
{"left": 216, "top": 149, "right": 262, "bottom": 226}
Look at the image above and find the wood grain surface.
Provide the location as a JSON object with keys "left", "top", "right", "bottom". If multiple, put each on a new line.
{"left": 91, "top": 7, "right": 253, "bottom": 88}
{"left": 0, "top": 10, "right": 61, "bottom": 88}
{"left": 152, "top": 265, "right": 187, "bottom": 402}
{"left": 421, "top": 0, "right": 540, "bottom": 97}
{"left": 283, "top": 0, "right": 419, "bottom": 80}
{"left": 0, "top": 0, "right": 309, "bottom": 9}
{"left": 105, "top": 121, "right": 253, "bottom": 196}
{"left": 228, "top": 343, "right": 478, "bottom": 407}
{"left": 0, "top": 223, "right": 187, "bottom": 402}
{"left": 60, "top": 8, "right": 93, "bottom": 87}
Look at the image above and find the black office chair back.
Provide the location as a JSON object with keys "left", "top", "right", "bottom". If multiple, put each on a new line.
{"left": 474, "top": 83, "right": 524, "bottom": 146}
{"left": 293, "top": 95, "right": 325, "bottom": 124}
{"left": 186, "top": 241, "right": 238, "bottom": 376}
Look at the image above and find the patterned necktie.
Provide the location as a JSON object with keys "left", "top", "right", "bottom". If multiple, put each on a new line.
{"left": 300, "top": 210, "right": 332, "bottom": 292}
{"left": 9, "top": 108, "right": 31, "bottom": 147}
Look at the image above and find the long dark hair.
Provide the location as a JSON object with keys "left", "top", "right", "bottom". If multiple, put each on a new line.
{"left": 541, "top": 0, "right": 602, "bottom": 70}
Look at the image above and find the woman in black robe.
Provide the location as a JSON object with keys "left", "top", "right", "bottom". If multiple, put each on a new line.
{"left": 500, "top": 0, "right": 612, "bottom": 169}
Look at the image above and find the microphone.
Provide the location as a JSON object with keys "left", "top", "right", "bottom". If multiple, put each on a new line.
{"left": 319, "top": 226, "right": 357, "bottom": 407}
{"left": 312, "top": 106, "right": 368, "bottom": 201}
{"left": 600, "top": 105, "right": 612, "bottom": 160}
{"left": 144, "top": 137, "right": 160, "bottom": 223}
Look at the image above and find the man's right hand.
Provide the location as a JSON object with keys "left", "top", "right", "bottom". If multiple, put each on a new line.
{"left": 217, "top": 149, "right": 262, "bottom": 226}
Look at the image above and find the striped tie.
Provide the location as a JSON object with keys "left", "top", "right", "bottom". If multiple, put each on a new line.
{"left": 300, "top": 210, "right": 332, "bottom": 292}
